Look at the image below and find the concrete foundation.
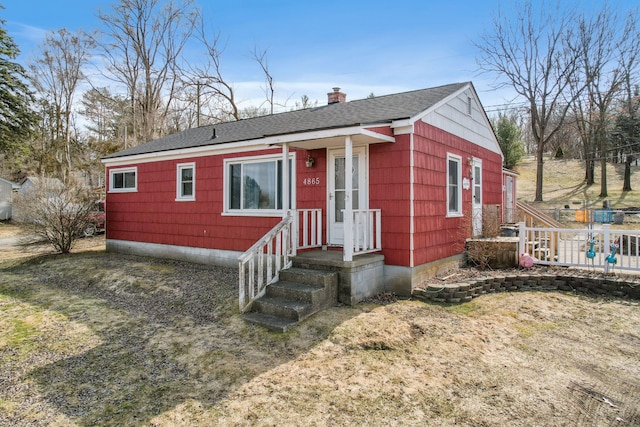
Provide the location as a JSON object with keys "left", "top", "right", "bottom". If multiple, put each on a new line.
{"left": 106, "top": 239, "right": 240, "bottom": 268}
{"left": 384, "top": 254, "right": 465, "bottom": 297}
{"left": 292, "top": 251, "right": 385, "bottom": 305}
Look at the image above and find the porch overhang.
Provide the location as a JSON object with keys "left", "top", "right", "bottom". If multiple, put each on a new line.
{"left": 264, "top": 125, "right": 395, "bottom": 149}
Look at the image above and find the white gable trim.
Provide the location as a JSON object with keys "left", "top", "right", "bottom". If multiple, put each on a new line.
{"left": 411, "top": 83, "right": 503, "bottom": 157}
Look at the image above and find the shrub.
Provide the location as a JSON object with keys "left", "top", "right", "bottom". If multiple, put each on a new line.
{"left": 14, "top": 179, "right": 95, "bottom": 253}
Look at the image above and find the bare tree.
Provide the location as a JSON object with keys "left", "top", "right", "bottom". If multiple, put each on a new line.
{"left": 97, "top": 0, "right": 199, "bottom": 145}
{"left": 476, "top": 1, "right": 585, "bottom": 201}
{"left": 14, "top": 179, "right": 95, "bottom": 254}
{"left": 293, "top": 94, "right": 317, "bottom": 110}
{"left": 252, "top": 45, "right": 275, "bottom": 115}
{"left": 570, "top": 5, "right": 640, "bottom": 197}
{"left": 184, "top": 20, "right": 242, "bottom": 124}
{"left": 29, "top": 28, "right": 95, "bottom": 181}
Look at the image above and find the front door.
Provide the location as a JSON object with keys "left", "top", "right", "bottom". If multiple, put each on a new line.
{"left": 472, "top": 158, "right": 483, "bottom": 237}
{"left": 328, "top": 147, "right": 367, "bottom": 245}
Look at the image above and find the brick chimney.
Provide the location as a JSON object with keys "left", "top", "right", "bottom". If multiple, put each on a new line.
{"left": 327, "top": 87, "right": 346, "bottom": 104}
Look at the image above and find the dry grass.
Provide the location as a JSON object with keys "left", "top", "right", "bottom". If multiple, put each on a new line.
{"left": 515, "top": 156, "right": 640, "bottom": 210}
{"left": 1, "top": 160, "right": 640, "bottom": 425}
{"left": 1, "top": 250, "right": 639, "bottom": 426}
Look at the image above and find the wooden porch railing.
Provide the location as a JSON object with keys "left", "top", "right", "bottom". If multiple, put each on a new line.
{"left": 239, "top": 208, "right": 382, "bottom": 311}
{"left": 238, "top": 209, "right": 323, "bottom": 313}
{"left": 238, "top": 213, "right": 294, "bottom": 313}
{"left": 351, "top": 209, "right": 382, "bottom": 257}
{"left": 294, "top": 208, "right": 323, "bottom": 250}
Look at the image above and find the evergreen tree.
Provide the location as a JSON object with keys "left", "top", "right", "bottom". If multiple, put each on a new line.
{"left": 0, "top": 11, "right": 36, "bottom": 156}
{"left": 494, "top": 115, "right": 525, "bottom": 169}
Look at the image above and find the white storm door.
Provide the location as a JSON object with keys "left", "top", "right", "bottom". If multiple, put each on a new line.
{"left": 505, "top": 175, "right": 514, "bottom": 223}
{"left": 328, "top": 147, "right": 367, "bottom": 245}
{"left": 472, "top": 158, "right": 483, "bottom": 237}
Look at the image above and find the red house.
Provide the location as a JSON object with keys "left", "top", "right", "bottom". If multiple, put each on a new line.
{"left": 102, "top": 82, "right": 504, "bottom": 322}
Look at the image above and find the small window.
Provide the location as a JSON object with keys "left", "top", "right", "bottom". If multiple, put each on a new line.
{"left": 109, "top": 167, "right": 137, "bottom": 192}
{"left": 467, "top": 96, "right": 472, "bottom": 115}
{"left": 447, "top": 154, "right": 462, "bottom": 216}
{"left": 224, "top": 154, "right": 294, "bottom": 215}
{"left": 176, "top": 162, "right": 195, "bottom": 201}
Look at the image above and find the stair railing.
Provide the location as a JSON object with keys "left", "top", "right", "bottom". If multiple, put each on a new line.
{"left": 238, "top": 212, "right": 295, "bottom": 313}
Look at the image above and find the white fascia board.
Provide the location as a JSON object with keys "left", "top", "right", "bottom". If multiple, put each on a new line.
{"left": 265, "top": 125, "right": 395, "bottom": 145}
{"left": 102, "top": 124, "right": 396, "bottom": 167}
{"left": 391, "top": 119, "right": 413, "bottom": 135}
{"left": 101, "top": 139, "right": 273, "bottom": 167}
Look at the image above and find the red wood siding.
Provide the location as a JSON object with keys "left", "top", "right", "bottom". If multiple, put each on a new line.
{"left": 106, "top": 148, "right": 324, "bottom": 253}
{"left": 370, "top": 135, "right": 412, "bottom": 266}
{"left": 296, "top": 149, "right": 328, "bottom": 242}
{"left": 412, "top": 121, "right": 503, "bottom": 267}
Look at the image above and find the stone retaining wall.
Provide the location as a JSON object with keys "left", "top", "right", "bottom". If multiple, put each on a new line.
{"left": 412, "top": 272, "right": 640, "bottom": 303}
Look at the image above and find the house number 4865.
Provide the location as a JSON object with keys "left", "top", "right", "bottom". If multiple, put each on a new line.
{"left": 303, "top": 177, "right": 320, "bottom": 185}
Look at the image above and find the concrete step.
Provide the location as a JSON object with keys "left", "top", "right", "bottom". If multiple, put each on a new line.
{"left": 244, "top": 265, "right": 339, "bottom": 332}
{"left": 243, "top": 312, "right": 298, "bottom": 333}
{"left": 266, "top": 280, "right": 327, "bottom": 304}
{"left": 252, "top": 296, "right": 314, "bottom": 321}
{"left": 279, "top": 267, "right": 338, "bottom": 287}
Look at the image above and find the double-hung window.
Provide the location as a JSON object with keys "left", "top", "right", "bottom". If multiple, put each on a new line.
{"left": 447, "top": 154, "right": 462, "bottom": 216}
{"left": 176, "top": 162, "right": 195, "bottom": 201}
{"left": 109, "top": 167, "right": 137, "bottom": 192}
{"left": 225, "top": 154, "right": 294, "bottom": 215}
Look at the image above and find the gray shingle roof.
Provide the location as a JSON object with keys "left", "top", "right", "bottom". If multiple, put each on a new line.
{"left": 104, "top": 82, "right": 468, "bottom": 159}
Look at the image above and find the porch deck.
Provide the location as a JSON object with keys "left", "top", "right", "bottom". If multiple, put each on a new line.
{"left": 293, "top": 249, "right": 384, "bottom": 269}
{"left": 292, "top": 249, "right": 386, "bottom": 306}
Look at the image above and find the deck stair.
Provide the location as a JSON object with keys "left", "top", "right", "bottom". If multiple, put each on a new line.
{"left": 243, "top": 265, "right": 338, "bottom": 333}
{"left": 515, "top": 202, "right": 562, "bottom": 262}
{"left": 516, "top": 201, "right": 563, "bottom": 228}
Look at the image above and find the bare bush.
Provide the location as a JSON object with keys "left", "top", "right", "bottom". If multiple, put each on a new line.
{"left": 14, "top": 179, "right": 95, "bottom": 253}
{"left": 481, "top": 204, "right": 501, "bottom": 238}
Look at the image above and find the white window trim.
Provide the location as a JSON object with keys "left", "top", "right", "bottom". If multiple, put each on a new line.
{"left": 176, "top": 162, "right": 196, "bottom": 201}
{"left": 222, "top": 153, "right": 296, "bottom": 217}
{"left": 446, "top": 153, "right": 463, "bottom": 217}
{"left": 109, "top": 166, "right": 138, "bottom": 193}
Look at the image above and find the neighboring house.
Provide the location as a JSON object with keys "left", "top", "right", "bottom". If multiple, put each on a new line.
{"left": 0, "top": 178, "right": 19, "bottom": 220}
{"left": 19, "top": 176, "right": 65, "bottom": 195}
{"left": 102, "top": 82, "right": 505, "bottom": 300}
{"left": 13, "top": 176, "right": 66, "bottom": 222}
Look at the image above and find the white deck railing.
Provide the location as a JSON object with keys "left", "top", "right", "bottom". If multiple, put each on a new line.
{"left": 351, "top": 209, "right": 382, "bottom": 257}
{"left": 294, "top": 209, "right": 323, "bottom": 250}
{"left": 518, "top": 222, "right": 640, "bottom": 273}
{"left": 239, "top": 208, "right": 383, "bottom": 311}
{"left": 238, "top": 209, "right": 324, "bottom": 313}
{"left": 238, "top": 213, "right": 294, "bottom": 313}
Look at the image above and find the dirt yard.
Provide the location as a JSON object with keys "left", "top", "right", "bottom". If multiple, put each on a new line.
{"left": 1, "top": 223, "right": 639, "bottom": 426}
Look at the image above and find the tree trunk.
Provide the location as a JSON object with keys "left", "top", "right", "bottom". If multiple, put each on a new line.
{"left": 584, "top": 159, "right": 595, "bottom": 185}
{"left": 599, "top": 137, "right": 608, "bottom": 198}
{"left": 623, "top": 155, "right": 633, "bottom": 191}
{"left": 535, "top": 147, "right": 544, "bottom": 202}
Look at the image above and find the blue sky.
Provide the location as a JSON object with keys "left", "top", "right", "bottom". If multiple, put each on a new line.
{"left": 2, "top": 0, "right": 637, "bottom": 115}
